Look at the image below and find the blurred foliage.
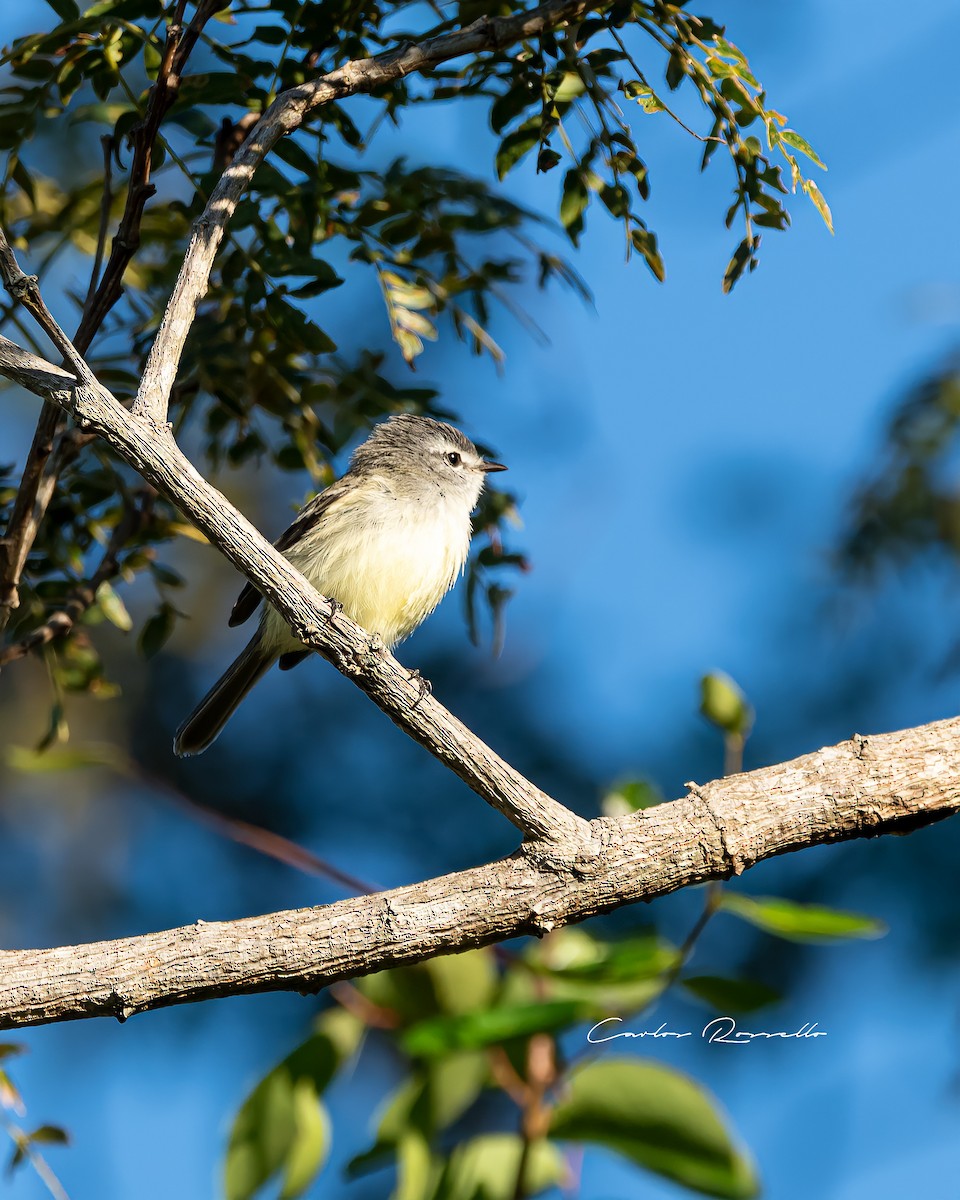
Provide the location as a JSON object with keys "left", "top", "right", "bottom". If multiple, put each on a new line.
{"left": 839, "top": 354, "right": 960, "bottom": 579}
{"left": 0, "top": 0, "right": 827, "bottom": 745}
{"left": 223, "top": 890, "right": 880, "bottom": 1200}
{"left": 0, "top": 1043, "right": 70, "bottom": 1199}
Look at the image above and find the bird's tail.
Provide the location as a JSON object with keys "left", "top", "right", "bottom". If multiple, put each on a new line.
{"left": 173, "top": 633, "right": 275, "bottom": 757}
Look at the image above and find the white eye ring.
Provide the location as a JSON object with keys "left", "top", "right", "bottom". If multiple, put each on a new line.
{"left": 446, "top": 451, "right": 462, "bottom": 467}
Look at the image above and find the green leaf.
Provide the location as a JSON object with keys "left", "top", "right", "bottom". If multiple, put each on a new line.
{"left": 27, "top": 1125, "right": 69, "bottom": 1146}
{"left": 560, "top": 170, "right": 588, "bottom": 233}
{"left": 780, "top": 129, "right": 826, "bottom": 170}
{"left": 699, "top": 671, "right": 753, "bottom": 736}
{"left": 537, "top": 146, "right": 561, "bottom": 173}
{"left": 439, "top": 1134, "right": 565, "bottom": 1200}
{"left": 803, "top": 178, "right": 834, "bottom": 234}
{"left": 552, "top": 71, "right": 586, "bottom": 102}
{"left": 95, "top": 581, "right": 132, "bottom": 632}
{"left": 45, "top": 0, "right": 80, "bottom": 17}
{"left": 602, "top": 778, "right": 663, "bottom": 816}
{"left": 5, "top": 743, "right": 128, "bottom": 773}
{"left": 138, "top": 604, "right": 176, "bottom": 659}
{"left": 630, "top": 227, "right": 665, "bottom": 282}
{"left": 402, "top": 1000, "right": 587, "bottom": 1058}
{"left": 279, "top": 1082, "right": 329, "bottom": 1199}
{"left": 395, "top": 1130, "right": 437, "bottom": 1200}
{"left": 621, "top": 79, "right": 665, "bottom": 114}
{"left": 721, "top": 237, "right": 754, "bottom": 294}
{"left": 224, "top": 1012, "right": 361, "bottom": 1200}
{"left": 719, "top": 894, "right": 886, "bottom": 943}
{"left": 550, "top": 1058, "right": 759, "bottom": 1199}
{"left": 176, "top": 72, "right": 253, "bottom": 107}
{"left": 682, "top": 976, "right": 781, "bottom": 1014}
{"left": 424, "top": 948, "right": 497, "bottom": 1015}
{"left": 495, "top": 123, "right": 538, "bottom": 180}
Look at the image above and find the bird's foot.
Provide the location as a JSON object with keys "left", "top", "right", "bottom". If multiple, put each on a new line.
{"left": 326, "top": 597, "right": 343, "bottom": 626}
{"left": 407, "top": 667, "right": 433, "bottom": 708}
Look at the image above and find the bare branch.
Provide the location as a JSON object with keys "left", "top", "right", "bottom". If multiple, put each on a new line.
{"left": 134, "top": 0, "right": 604, "bottom": 421}
{"left": 0, "top": 332, "right": 586, "bottom": 843}
{"left": 2, "top": 715, "right": 957, "bottom": 1029}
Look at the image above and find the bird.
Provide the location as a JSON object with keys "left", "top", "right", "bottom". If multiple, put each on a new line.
{"left": 173, "top": 413, "right": 506, "bottom": 755}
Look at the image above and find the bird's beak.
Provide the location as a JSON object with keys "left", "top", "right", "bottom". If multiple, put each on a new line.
{"left": 481, "top": 460, "right": 507, "bottom": 473}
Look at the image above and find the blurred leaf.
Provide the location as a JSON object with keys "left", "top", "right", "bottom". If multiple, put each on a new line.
{"left": 424, "top": 948, "right": 498, "bottom": 1015}
{"left": 402, "top": 1000, "right": 587, "bottom": 1058}
{"left": 438, "top": 1134, "right": 565, "bottom": 1200}
{"left": 803, "top": 178, "right": 834, "bottom": 234}
{"left": 550, "top": 1058, "right": 759, "bottom": 1198}
{"left": 602, "top": 778, "right": 664, "bottom": 816}
{"left": 699, "top": 672, "right": 753, "bottom": 737}
{"left": 95, "top": 580, "right": 132, "bottom": 631}
{"left": 26, "top": 1124, "right": 69, "bottom": 1145}
{"left": 5, "top": 743, "right": 128, "bottom": 773}
{"left": 138, "top": 603, "right": 176, "bottom": 659}
{"left": 781, "top": 129, "right": 826, "bottom": 169}
{"left": 495, "top": 123, "right": 538, "bottom": 180}
{"left": 720, "top": 894, "right": 886, "bottom": 943}
{"left": 224, "top": 1010, "right": 362, "bottom": 1200}
{"left": 682, "top": 976, "right": 781, "bottom": 1014}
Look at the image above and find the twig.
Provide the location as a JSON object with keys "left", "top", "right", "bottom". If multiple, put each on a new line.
{"left": 138, "top": 767, "right": 379, "bottom": 895}
{"left": 512, "top": 1033, "right": 557, "bottom": 1200}
{"left": 79, "top": 136, "right": 115, "bottom": 324}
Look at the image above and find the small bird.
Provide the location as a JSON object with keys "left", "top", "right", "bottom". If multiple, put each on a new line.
{"left": 173, "top": 414, "right": 506, "bottom": 756}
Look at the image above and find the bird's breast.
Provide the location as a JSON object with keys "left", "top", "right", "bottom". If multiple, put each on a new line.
{"left": 277, "top": 488, "right": 472, "bottom": 649}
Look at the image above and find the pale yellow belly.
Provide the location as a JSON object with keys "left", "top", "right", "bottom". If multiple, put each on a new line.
{"left": 262, "top": 489, "right": 471, "bottom": 652}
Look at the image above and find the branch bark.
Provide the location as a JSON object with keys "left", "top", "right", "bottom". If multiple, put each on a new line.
{"left": 2, "top": 715, "right": 957, "bottom": 1029}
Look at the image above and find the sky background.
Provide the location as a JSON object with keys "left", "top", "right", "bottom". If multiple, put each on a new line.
{"left": 3, "top": 0, "right": 960, "bottom": 1197}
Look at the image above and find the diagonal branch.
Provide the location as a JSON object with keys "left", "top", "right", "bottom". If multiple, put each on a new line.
{"left": 0, "top": 332, "right": 586, "bottom": 843}
{"left": 134, "top": 0, "right": 605, "bottom": 421}
{"left": 1, "top": 714, "right": 957, "bottom": 1029}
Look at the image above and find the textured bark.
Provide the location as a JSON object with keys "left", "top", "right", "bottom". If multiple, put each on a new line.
{"left": 1, "top": 716, "right": 957, "bottom": 1029}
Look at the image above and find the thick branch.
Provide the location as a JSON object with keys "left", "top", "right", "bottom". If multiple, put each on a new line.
{"left": 2, "top": 716, "right": 957, "bottom": 1029}
{"left": 135, "top": 0, "right": 603, "bottom": 420}
{"left": 0, "top": 334, "right": 585, "bottom": 843}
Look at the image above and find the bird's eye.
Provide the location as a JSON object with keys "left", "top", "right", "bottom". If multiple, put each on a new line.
{"left": 446, "top": 451, "right": 462, "bottom": 467}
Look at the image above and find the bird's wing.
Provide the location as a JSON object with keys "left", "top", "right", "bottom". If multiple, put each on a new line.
{"left": 227, "top": 481, "right": 351, "bottom": 628}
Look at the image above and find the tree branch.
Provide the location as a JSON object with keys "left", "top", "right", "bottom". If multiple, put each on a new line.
{"left": 134, "top": 0, "right": 604, "bottom": 421}
{"left": 2, "top": 715, "right": 957, "bottom": 1029}
{"left": 0, "top": 332, "right": 586, "bottom": 843}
